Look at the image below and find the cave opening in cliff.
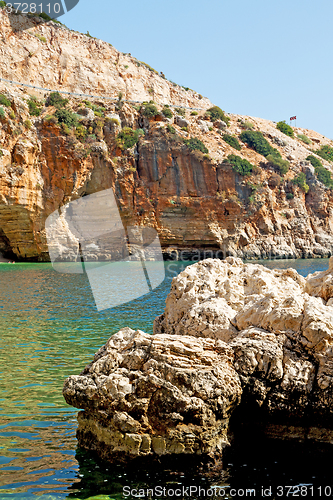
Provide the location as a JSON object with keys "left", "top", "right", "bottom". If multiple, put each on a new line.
{"left": 0, "top": 228, "right": 17, "bottom": 261}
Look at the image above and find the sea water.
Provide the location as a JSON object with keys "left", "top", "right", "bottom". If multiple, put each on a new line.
{"left": 0, "top": 259, "right": 330, "bottom": 499}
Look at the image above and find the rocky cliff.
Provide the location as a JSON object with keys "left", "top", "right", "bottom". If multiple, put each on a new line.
{"left": 1, "top": 8, "right": 333, "bottom": 261}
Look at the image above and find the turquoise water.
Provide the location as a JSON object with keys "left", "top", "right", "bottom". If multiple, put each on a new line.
{"left": 0, "top": 258, "right": 331, "bottom": 499}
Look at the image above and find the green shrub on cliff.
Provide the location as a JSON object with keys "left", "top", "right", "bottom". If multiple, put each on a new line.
{"left": 240, "top": 130, "right": 280, "bottom": 159}
{"left": 306, "top": 155, "right": 322, "bottom": 169}
{"left": 183, "top": 137, "right": 208, "bottom": 154}
{"left": 162, "top": 106, "right": 173, "bottom": 119}
{"left": 175, "top": 107, "right": 186, "bottom": 117}
{"left": 315, "top": 145, "right": 333, "bottom": 162}
{"left": 0, "top": 107, "right": 5, "bottom": 118}
{"left": 307, "top": 155, "right": 333, "bottom": 188}
{"left": 84, "top": 100, "right": 106, "bottom": 115}
{"left": 265, "top": 154, "right": 289, "bottom": 176}
{"left": 224, "top": 154, "right": 253, "bottom": 176}
{"left": 55, "top": 109, "right": 78, "bottom": 128}
{"left": 75, "top": 124, "right": 87, "bottom": 139}
{"left": 38, "top": 12, "right": 52, "bottom": 21}
{"left": 315, "top": 166, "right": 333, "bottom": 188}
{"left": 276, "top": 121, "right": 294, "bottom": 137}
{"left": 292, "top": 173, "right": 309, "bottom": 193}
{"left": 205, "top": 106, "right": 230, "bottom": 125}
{"left": 28, "top": 97, "right": 42, "bottom": 117}
{"left": 138, "top": 61, "right": 159, "bottom": 74}
{"left": 47, "top": 92, "right": 69, "bottom": 109}
{"left": 44, "top": 114, "right": 57, "bottom": 124}
{"left": 0, "top": 2, "right": 6, "bottom": 8}
{"left": 142, "top": 103, "right": 159, "bottom": 119}
{"left": 298, "top": 133, "right": 312, "bottom": 145}
{"left": 116, "top": 127, "right": 144, "bottom": 150}
{"left": 0, "top": 94, "right": 11, "bottom": 107}
{"left": 239, "top": 119, "right": 254, "bottom": 130}
{"left": 222, "top": 134, "right": 241, "bottom": 151}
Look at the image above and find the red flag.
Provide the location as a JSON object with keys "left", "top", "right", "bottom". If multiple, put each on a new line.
{"left": 290, "top": 116, "right": 296, "bottom": 121}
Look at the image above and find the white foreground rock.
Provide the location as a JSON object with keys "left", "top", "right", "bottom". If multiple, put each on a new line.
{"left": 64, "top": 257, "right": 333, "bottom": 463}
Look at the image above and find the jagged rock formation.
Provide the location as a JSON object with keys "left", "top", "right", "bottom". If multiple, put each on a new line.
{"left": 64, "top": 257, "right": 333, "bottom": 462}
{"left": 1, "top": 8, "right": 333, "bottom": 261}
{"left": 63, "top": 327, "right": 242, "bottom": 462}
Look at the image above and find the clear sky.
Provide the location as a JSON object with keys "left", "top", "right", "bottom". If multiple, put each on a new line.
{"left": 60, "top": 0, "right": 333, "bottom": 138}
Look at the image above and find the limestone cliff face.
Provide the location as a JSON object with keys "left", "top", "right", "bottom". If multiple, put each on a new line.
{"left": 1, "top": 8, "right": 333, "bottom": 261}
{"left": 63, "top": 258, "right": 333, "bottom": 462}
{"left": 0, "top": 9, "right": 210, "bottom": 109}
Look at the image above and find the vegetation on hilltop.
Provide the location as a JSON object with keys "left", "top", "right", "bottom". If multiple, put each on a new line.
{"left": 240, "top": 130, "right": 280, "bottom": 158}
{"left": 276, "top": 121, "right": 294, "bottom": 138}
{"left": 205, "top": 106, "right": 230, "bottom": 125}
{"left": 297, "top": 133, "right": 311, "bottom": 145}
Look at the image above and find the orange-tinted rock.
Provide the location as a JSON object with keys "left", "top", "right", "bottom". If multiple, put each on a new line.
{"left": 0, "top": 11, "right": 333, "bottom": 261}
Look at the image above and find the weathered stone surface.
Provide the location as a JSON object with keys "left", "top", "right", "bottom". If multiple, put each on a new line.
{"left": 154, "top": 257, "right": 307, "bottom": 341}
{"left": 63, "top": 327, "right": 242, "bottom": 462}
{"left": 197, "top": 120, "right": 210, "bottom": 133}
{"left": 174, "top": 116, "right": 189, "bottom": 128}
{"left": 213, "top": 120, "right": 228, "bottom": 130}
{"left": 64, "top": 257, "right": 333, "bottom": 462}
{"left": 306, "top": 256, "right": 333, "bottom": 301}
{"left": 77, "top": 108, "right": 95, "bottom": 122}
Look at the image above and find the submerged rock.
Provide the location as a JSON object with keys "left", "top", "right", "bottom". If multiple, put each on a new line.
{"left": 64, "top": 257, "right": 333, "bottom": 463}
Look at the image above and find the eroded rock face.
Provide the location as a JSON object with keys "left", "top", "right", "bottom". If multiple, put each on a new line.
{"left": 63, "top": 327, "right": 242, "bottom": 462}
{"left": 64, "top": 257, "right": 333, "bottom": 463}
{"left": 1, "top": 11, "right": 333, "bottom": 261}
{"left": 0, "top": 10, "right": 210, "bottom": 110}
{"left": 154, "top": 257, "right": 307, "bottom": 342}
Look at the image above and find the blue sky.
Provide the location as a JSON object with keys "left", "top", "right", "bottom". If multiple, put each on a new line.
{"left": 61, "top": 0, "right": 333, "bottom": 138}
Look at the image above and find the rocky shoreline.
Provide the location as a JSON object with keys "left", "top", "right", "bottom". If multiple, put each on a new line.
{"left": 63, "top": 257, "right": 333, "bottom": 464}
{"left": 163, "top": 246, "right": 333, "bottom": 261}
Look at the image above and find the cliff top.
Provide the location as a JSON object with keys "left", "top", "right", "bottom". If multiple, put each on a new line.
{"left": 0, "top": 8, "right": 212, "bottom": 109}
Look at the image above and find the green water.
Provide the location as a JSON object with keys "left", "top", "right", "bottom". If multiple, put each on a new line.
{"left": 0, "top": 258, "right": 331, "bottom": 499}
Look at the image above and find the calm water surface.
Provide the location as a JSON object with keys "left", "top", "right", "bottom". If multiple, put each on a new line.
{"left": 0, "top": 258, "right": 331, "bottom": 499}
